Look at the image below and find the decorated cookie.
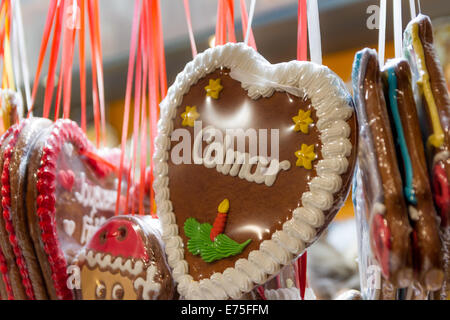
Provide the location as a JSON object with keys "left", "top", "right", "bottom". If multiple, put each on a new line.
{"left": 352, "top": 49, "right": 413, "bottom": 289}
{"left": 382, "top": 59, "right": 444, "bottom": 291}
{"left": 73, "top": 215, "right": 175, "bottom": 300}
{"left": 1, "top": 118, "right": 52, "bottom": 300}
{"left": 403, "top": 14, "right": 450, "bottom": 226}
{"left": 24, "top": 119, "right": 119, "bottom": 299}
{"left": 404, "top": 14, "right": 450, "bottom": 300}
{"left": 0, "top": 125, "right": 18, "bottom": 300}
{"left": 153, "top": 43, "right": 357, "bottom": 299}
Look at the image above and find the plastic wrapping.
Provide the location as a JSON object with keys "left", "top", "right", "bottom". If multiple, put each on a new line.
{"left": 256, "top": 261, "right": 316, "bottom": 300}
{"left": 0, "top": 118, "right": 124, "bottom": 300}
{"left": 352, "top": 48, "right": 413, "bottom": 297}
{"left": 403, "top": 14, "right": 450, "bottom": 300}
{"left": 73, "top": 215, "right": 175, "bottom": 300}
{"left": 352, "top": 47, "right": 445, "bottom": 299}
{"left": 153, "top": 42, "right": 357, "bottom": 299}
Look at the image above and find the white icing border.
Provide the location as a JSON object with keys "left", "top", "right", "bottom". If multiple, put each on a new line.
{"left": 153, "top": 43, "right": 353, "bottom": 299}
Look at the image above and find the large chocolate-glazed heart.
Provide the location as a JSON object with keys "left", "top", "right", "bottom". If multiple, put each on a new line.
{"left": 153, "top": 43, "right": 357, "bottom": 299}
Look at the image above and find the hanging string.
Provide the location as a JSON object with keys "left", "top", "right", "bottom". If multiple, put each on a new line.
{"left": 243, "top": 0, "right": 255, "bottom": 46}
{"left": 154, "top": 0, "right": 166, "bottom": 100}
{"left": 306, "top": 0, "right": 321, "bottom": 65}
{"left": 393, "top": 0, "right": 402, "bottom": 59}
{"left": 115, "top": 0, "right": 140, "bottom": 216}
{"left": 28, "top": 0, "right": 58, "bottom": 116}
{"left": 182, "top": 0, "right": 197, "bottom": 58}
{"left": 239, "top": 0, "right": 256, "bottom": 50}
{"left": 297, "top": 0, "right": 307, "bottom": 61}
{"left": 79, "top": 0, "right": 86, "bottom": 131}
{"left": 409, "top": 0, "right": 416, "bottom": 20}
{"left": 12, "top": 0, "right": 31, "bottom": 112}
{"left": 89, "top": 0, "right": 106, "bottom": 146}
{"left": 378, "top": 0, "right": 386, "bottom": 67}
{"left": 224, "top": 0, "right": 236, "bottom": 43}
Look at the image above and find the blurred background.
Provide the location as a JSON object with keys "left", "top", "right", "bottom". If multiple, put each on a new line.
{"left": 20, "top": 0, "right": 450, "bottom": 299}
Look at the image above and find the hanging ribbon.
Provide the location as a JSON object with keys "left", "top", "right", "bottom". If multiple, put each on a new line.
{"left": 239, "top": 0, "right": 256, "bottom": 50}
{"left": 182, "top": 0, "right": 197, "bottom": 58}
{"left": 393, "top": 0, "right": 402, "bottom": 59}
{"left": 295, "top": 0, "right": 313, "bottom": 300}
{"left": 115, "top": 0, "right": 166, "bottom": 217}
{"left": 306, "top": 0, "right": 321, "bottom": 65}
{"left": 297, "top": 0, "right": 307, "bottom": 61}
{"left": 378, "top": 0, "right": 386, "bottom": 67}
{"left": 243, "top": 0, "right": 255, "bottom": 46}
{"left": 409, "top": 0, "right": 416, "bottom": 20}
{"left": 28, "top": 0, "right": 105, "bottom": 149}
{"left": 115, "top": 0, "right": 140, "bottom": 216}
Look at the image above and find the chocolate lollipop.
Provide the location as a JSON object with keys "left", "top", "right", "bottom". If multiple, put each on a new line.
{"left": 154, "top": 43, "right": 357, "bottom": 299}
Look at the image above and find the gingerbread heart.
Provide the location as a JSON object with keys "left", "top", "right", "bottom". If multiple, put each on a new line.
{"left": 11, "top": 119, "right": 117, "bottom": 299}
{"left": 153, "top": 43, "right": 357, "bottom": 299}
{"left": 73, "top": 215, "right": 175, "bottom": 300}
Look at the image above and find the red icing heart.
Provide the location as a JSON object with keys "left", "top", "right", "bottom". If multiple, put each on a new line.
{"left": 371, "top": 213, "right": 391, "bottom": 279}
{"left": 57, "top": 170, "right": 75, "bottom": 192}
{"left": 432, "top": 163, "right": 449, "bottom": 227}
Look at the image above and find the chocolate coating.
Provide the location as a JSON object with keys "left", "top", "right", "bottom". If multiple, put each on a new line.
{"left": 168, "top": 68, "right": 357, "bottom": 281}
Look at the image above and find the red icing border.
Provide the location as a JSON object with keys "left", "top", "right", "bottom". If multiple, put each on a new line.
{"left": 1, "top": 120, "right": 35, "bottom": 299}
{"left": 0, "top": 126, "right": 17, "bottom": 300}
{"left": 36, "top": 119, "right": 96, "bottom": 300}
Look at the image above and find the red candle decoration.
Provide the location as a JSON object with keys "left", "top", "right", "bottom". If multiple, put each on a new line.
{"left": 210, "top": 198, "right": 229, "bottom": 241}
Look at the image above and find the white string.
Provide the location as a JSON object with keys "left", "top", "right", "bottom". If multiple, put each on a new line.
{"left": 409, "top": 0, "right": 416, "bottom": 20}
{"left": 418, "top": 0, "right": 421, "bottom": 14}
{"left": 307, "top": 0, "right": 322, "bottom": 65}
{"left": 378, "top": 0, "right": 386, "bottom": 67}
{"left": 393, "top": 0, "right": 402, "bottom": 59}
{"left": 12, "top": 0, "right": 31, "bottom": 112}
{"left": 244, "top": 0, "right": 256, "bottom": 45}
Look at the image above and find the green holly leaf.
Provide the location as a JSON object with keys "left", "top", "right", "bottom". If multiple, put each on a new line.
{"left": 184, "top": 218, "right": 251, "bottom": 263}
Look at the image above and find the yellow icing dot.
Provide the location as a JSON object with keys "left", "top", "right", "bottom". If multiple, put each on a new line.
{"left": 292, "top": 109, "right": 313, "bottom": 134}
{"left": 180, "top": 106, "right": 200, "bottom": 127}
{"left": 411, "top": 23, "right": 444, "bottom": 148}
{"left": 295, "top": 144, "right": 316, "bottom": 170}
{"left": 205, "top": 78, "right": 223, "bottom": 99}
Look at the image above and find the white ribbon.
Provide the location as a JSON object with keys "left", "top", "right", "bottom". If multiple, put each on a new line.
{"left": 393, "top": 0, "right": 402, "bottom": 59}
{"left": 244, "top": 0, "right": 256, "bottom": 46}
{"left": 307, "top": 0, "right": 322, "bottom": 65}
{"left": 378, "top": 0, "right": 386, "bottom": 67}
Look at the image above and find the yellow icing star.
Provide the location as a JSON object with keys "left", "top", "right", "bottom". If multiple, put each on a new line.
{"left": 205, "top": 78, "right": 223, "bottom": 99}
{"left": 295, "top": 144, "right": 316, "bottom": 170}
{"left": 180, "top": 106, "right": 200, "bottom": 127}
{"left": 292, "top": 109, "right": 313, "bottom": 134}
